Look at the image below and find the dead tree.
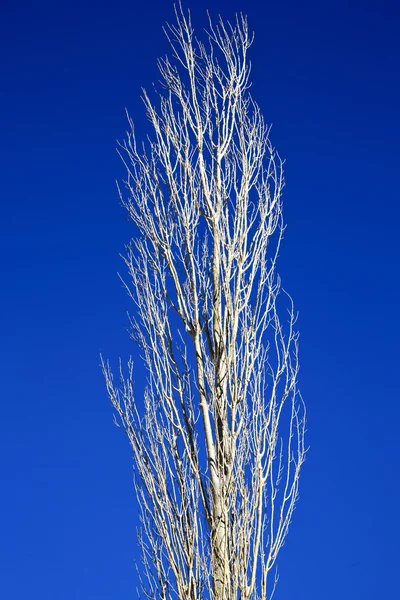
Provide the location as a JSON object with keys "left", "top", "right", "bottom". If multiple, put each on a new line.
{"left": 103, "top": 6, "right": 306, "bottom": 600}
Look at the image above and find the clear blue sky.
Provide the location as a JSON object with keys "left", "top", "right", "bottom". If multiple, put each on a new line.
{"left": 1, "top": 0, "right": 399, "bottom": 598}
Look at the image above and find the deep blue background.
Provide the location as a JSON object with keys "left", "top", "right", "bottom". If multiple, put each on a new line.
{"left": 1, "top": 0, "right": 399, "bottom": 598}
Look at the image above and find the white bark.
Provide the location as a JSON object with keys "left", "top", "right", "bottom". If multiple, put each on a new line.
{"left": 102, "top": 6, "right": 306, "bottom": 600}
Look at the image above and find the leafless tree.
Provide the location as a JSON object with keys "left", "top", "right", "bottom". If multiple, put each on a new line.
{"left": 102, "top": 6, "right": 306, "bottom": 600}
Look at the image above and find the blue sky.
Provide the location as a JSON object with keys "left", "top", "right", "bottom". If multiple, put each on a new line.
{"left": 1, "top": 0, "right": 399, "bottom": 598}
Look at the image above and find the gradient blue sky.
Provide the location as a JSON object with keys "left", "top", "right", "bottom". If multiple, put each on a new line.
{"left": 1, "top": 0, "right": 399, "bottom": 598}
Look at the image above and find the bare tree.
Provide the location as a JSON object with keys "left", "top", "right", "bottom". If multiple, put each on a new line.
{"left": 102, "top": 6, "right": 306, "bottom": 600}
